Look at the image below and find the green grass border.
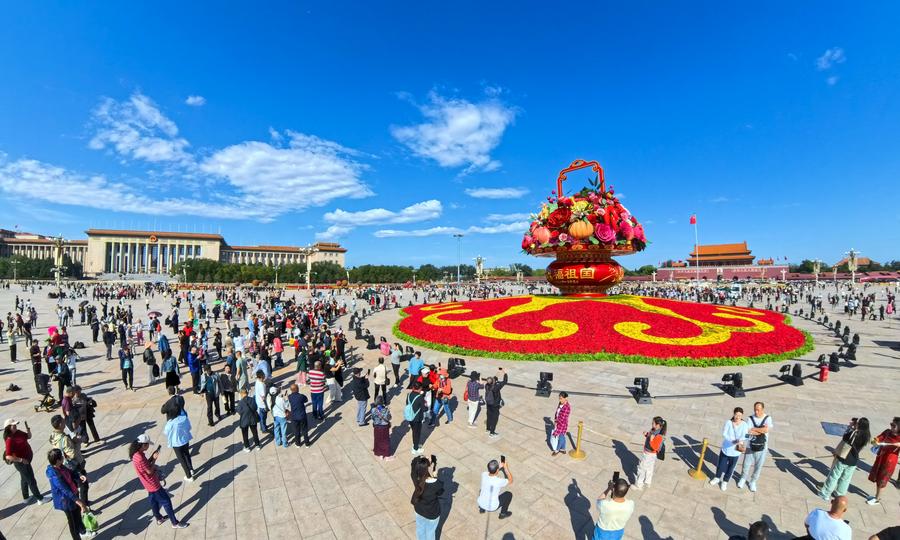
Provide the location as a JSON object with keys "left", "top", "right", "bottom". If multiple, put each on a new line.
{"left": 392, "top": 310, "right": 815, "bottom": 368}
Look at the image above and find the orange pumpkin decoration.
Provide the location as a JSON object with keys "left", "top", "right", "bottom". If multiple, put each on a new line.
{"left": 533, "top": 226, "right": 551, "bottom": 244}
{"left": 568, "top": 220, "right": 593, "bottom": 240}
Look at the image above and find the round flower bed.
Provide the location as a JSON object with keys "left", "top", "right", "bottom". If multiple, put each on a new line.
{"left": 394, "top": 295, "right": 813, "bottom": 367}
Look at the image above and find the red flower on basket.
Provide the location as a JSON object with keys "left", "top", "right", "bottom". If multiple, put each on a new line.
{"left": 546, "top": 208, "right": 572, "bottom": 228}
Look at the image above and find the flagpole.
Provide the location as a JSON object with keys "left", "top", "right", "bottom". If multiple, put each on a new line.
{"left": 694, "top": 217, "right": 700, "bottom": 300}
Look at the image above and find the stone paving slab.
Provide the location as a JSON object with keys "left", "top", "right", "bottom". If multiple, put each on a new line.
{"left": 0, "top": 285, "right": 896, "bottom": 539}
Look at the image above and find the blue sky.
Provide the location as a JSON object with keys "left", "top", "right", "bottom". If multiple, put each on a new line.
{"left": 1, "top": 2, "right": 899, "bottom": 269}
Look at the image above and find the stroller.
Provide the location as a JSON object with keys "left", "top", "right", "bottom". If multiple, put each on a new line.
{"left": 33, "top": 373, "right": 56, "bottom": 412}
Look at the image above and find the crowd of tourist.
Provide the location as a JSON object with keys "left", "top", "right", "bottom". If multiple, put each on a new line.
{"left": 0, "top": 278, "right": 897, "bottom": 540}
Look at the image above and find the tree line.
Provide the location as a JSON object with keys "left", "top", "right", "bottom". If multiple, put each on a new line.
{"left": 0, "top": 255, "right": 84, "bottom": 280}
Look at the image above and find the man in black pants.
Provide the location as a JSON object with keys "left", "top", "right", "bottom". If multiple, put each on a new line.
{"left": 484, "top": 369, "right": 508, "bottom": 438}
{"left": 287, "top": 384, "right": 310, "bottom": 446}
{"left": 200, "top": 365, "right": 221, "bottom": 426}
{"left": 72, "top": 386, "right": 100, "bottom": 445}
{"left": 406, "top": 382, "right": 426, "bottom": 455}
{"left": 477, "top": 458, "right": 513, "bottom": 519}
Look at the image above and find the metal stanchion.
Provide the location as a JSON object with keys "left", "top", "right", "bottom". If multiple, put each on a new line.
{"left": 688, "top": 437, "right": 709, "bottom": 480}
{"left": 568, "top": 420, "right": 587, "bottom": 460}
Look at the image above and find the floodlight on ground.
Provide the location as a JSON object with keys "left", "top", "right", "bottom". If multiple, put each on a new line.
{"left": 632, "top": 377, "right": 651, "bottom": 404}
{"left": 778, "top": 363, "right": 803, "bottom": 386}
{"left": 829, "top": 352, "right": 841, "bottom": 372}
{"left": 447, "top": 357, "right": 466, "bottom": 378}
{"left": 721, "top": 372, "right": 745, "bottom": 398}
{"left": 536, "top": 371, "right": 553, "bottom": 397}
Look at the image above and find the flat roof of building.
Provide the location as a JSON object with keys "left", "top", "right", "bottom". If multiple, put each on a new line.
{"left": 85, "top": 229, "right": 225, "bottom": 240}
{"left": 689, "top": 241, "right": 751, "bottom": 257}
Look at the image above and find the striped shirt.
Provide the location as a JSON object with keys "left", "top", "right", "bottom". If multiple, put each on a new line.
{"left": 308, "top": 370, "right": 326, "bottom": 394}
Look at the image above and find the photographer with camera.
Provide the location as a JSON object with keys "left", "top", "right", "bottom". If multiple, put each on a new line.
{"left": 477, "top": 455, "right": 513, "bottom": 519}
{"left": 593, "top": 476, "right": 634, "bottom": 540}
{"left": 410, "top": 454, "right": 443, "bottom": 540}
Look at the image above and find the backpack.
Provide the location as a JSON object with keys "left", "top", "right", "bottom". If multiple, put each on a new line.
{"left": 152, "top": 364, "right": 160, "bottom": 378}
{"left": 748, "top": 416, "right": 769, "bottom": 452}
{"left": 403, "top": 393, "right": 417, "bottom": 422}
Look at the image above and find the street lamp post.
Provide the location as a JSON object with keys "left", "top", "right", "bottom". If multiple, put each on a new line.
{"left": 298, "top": 245, "right": 319, "bottom": 291}
{"left": 10, "top": 259, "right": 19, "bottom": 283}
{"left": 845, "top": 248, "right": 859, "bottom": 285}
{"left": 453, "top": 233, "right": 464, "bottom": 285}
{"left": 51, "top": 235, "right": 66, "bottom": 297}
{"left": 182, "top": 261, "right": 191, "bottom": 285}
{"left": 812, "top": 259, "right": 822, "bottom": 287}
{"left": 274, "top": 264, "right": 281, "bottom": 287}
{"left": 412, "top": 272, "right": 417, "bottom": 287}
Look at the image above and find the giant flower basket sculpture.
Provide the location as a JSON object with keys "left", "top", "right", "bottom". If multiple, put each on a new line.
{"left": 522, "top": 159, "right": 647, "bottom": 295}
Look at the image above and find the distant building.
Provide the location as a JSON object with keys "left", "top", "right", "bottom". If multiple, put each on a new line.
{"left": 0, "top": 229, "right": 87, "bottom": 265}
{"left": 833, "top": 256, "right": 876, "bottom": 268}
{"left": 1, "top": 228, "right": 346, "bottom": 276}
{"left": 687, "top": 241, "right": 754, "bottom": 267}
{"left": 657, "top": 240, "right": 786, "bottom": 281}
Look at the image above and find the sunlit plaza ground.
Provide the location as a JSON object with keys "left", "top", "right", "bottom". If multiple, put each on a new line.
{"left": 0, "top": 283, "right": 897, "bottom": 539}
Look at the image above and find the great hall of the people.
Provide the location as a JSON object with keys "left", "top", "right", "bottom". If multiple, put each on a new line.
{"left": 0, "top": 228, "right": 346, "bottom": 276}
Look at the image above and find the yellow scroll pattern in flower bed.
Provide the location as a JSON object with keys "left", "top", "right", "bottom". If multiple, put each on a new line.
{"left": 418, "top": 295, "right": 774, "bottom": 345}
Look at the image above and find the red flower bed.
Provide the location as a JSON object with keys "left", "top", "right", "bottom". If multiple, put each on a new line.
{"left": 394, "top": 295, "right": 812, "bottom": 366}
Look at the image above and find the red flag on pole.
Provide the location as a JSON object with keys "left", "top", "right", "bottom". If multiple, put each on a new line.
{"left": 689, "top": 214, "right": 697, "bottom": 225}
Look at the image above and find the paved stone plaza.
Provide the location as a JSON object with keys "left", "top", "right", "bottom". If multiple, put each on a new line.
{"left": 0, "top": 285, "right": 897, "bottom": 539}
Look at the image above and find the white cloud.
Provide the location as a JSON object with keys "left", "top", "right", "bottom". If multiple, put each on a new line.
{"left": 710, "top": 196, "right": 730, "bottom": 203}
{"left": 315, "top": 224, "right": 356, "bottom": 241}
{"left": 185, "top": 95, "right": 206, "bottom": 107}
{"left": 465, "top": 187, "right": 529, "bottom": 199}
{"left": 816, "top": 47, "right": 845, "bottom": 70}
{"left": 89, "top": 93, "right": 192, "bottom": 164}
{"left": 485, "top": 212, "right": 531, "bottom": 222}
{"left": 324, "top": 200, "right": 442, "bottom": 226}
{"left": 467, "top": 221, "right": 529, "bottom": 234}
{"left": 374, "top": 220, "right": 528, "bottom": 238}
{"left": 374, "top": 226, "right": 462, "bottom": 238}
{"left": 200, "top": 130, "right": 373, "bottom": 210}
{"left": 391, "top": 91, "right": 516, "bottom": 173}
{"left": 8, "top": 93, "right": 376, "bottom": 223}
{"left": 316, "top": 200, "right": 442, "bottom": 240}
{"left": 827, "top": 75, "right": 839, "bottom": 86}
{"left": 0, "top": 155, "right": 268, "bottom": 220}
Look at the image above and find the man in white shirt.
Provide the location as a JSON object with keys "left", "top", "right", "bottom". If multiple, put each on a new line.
{"left": 477, "top": 458, "right": 513, "bottom": 519}
{"left": 738, "top": 401, "right": 773, "bottom": 492}
{"left": 253, "top": 372, "right": 268, "bottom": 433}
{"left": 804, "top": 496, "right": 851, "bottom": 540}
{"left": 595, "top": 478, "right": 635, "bottom": 537}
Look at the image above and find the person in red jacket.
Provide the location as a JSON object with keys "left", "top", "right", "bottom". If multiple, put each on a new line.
{"left": 633, "top": 416, "right": 667, "bottom": 490}
{"left": 430, "top": 369, "right": 453, "bottom": 426}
